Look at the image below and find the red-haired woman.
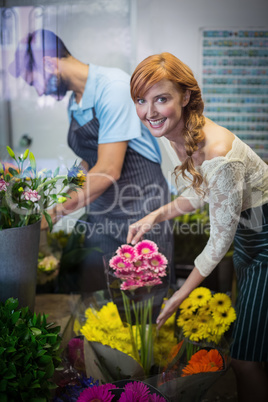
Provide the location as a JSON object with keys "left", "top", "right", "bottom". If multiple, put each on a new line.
{"left": 127, "top": 52, "right": 268, "bottom": 402}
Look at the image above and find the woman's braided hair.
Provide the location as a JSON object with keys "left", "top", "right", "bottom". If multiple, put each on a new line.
{"left": 130, "top": 52, "right": 205, "bottom": 195}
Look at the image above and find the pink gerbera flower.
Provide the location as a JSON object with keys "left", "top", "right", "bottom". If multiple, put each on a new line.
{"left": 118, "top": 381, "right": 150, "bottom": 402}
{"left": 77, "top": 384, "right": 116, "bottom": 402}
{"left": 133, "top": 258, "right": 150, "bottom": 272}
{"left": 134, "top": 240, "right": 158, "bottom": 259}
{"left": 23, "top": 189, "right": 41, "bottom": 202}
{"left": 109, "top": 255, "right": 133, "bottom": 271}
{"left": 116, "top": 244, "right": 137, "bottom": 262}
{"left": 120, "top": 279, "right": 145, "bottom": 291}
{"left": 148, "top": 253, "right": 168, "bottom": 270}
{"left": 145, "top": 278, "right": 163, "bottom": 287}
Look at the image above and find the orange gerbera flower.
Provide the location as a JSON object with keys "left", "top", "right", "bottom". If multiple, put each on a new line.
{"left": 182, "top": 349, "right": 223, "bottom": 377}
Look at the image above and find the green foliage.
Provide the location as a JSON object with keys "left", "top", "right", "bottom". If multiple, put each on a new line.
{"left": 0, "top": 146, "right": 84, "bottom": 230}
{"left": 0, "top": 298, "right": 62, "bottom": 402}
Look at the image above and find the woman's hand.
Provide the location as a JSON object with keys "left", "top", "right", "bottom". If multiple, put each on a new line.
{"left": 156, "top": 291, "right": 182, "bottom": 329}
{"left": 156, "top": 267, "right": 206, "bottom": 329}
{"left": 127, "top": 213, "right": 157, "bottom": 245}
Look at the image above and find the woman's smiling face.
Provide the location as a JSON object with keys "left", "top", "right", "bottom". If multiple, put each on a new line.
{"left": 135, "top": 79, "right": 189, "bottom": 140}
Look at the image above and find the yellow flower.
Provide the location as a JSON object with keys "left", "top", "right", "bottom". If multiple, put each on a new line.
{"left": 196, "top": 312, "right": 212, "bottom": 327}
{"left": 164, "top": 312, "right": 176, "bottom": 327}
{"left": 209, "top": 293, "right": 232, "bottom": 313}
{"left": 97, "top": 302, "right": 123, "bottom": 330}
{"left": 179, "top": 298, "right": 196, "bottom": 315}
{"left": 212, "top": 306, "right": 236, "bottom": 326}
{"left": 188, "top": 287, "right": 212, "bottom": 307}
{"left": 183, "top": 321, "right": 205, "bottom": 342}
{"left": 77, "top": 169, "right": 86, "bottom": 185}
{"left": 18, "top": 187, "right": 24, "bottom": 192}
{"left": 198, "top": 302, "right": 211, "bottom": 315}
{"left": 177, "top": 314, "right": 193, "bottom": 329}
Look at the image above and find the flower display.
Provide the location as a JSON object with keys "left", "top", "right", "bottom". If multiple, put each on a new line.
{"left": 80, "top": 299, "right": 177, "bottom": 379}
{"left": 0, "top": 146, "right": 85, "bottom": 230}
{"left": 177, "top": 287, "right": 236, "bottom": 345}
{"left": 108, "top": 240, "right": 169, "bottom": 376}
{"left": 80, "top": 302, "right": 139, "bottom": 360}
{"left": 182, "top": 349, "right": 224, "bottom": 377}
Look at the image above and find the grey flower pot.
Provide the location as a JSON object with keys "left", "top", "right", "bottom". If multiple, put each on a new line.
{"left": 0, "top": 220, "right": 41, "bottom": 311}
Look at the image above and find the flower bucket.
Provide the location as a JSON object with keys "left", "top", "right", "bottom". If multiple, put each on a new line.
{"left": 0, "top": 220, "right": 41, "bottom": 311}
{"left": 103, "top": 245, "right": 171, "bottom": 325}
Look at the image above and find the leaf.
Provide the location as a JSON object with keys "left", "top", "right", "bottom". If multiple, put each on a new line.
{"left": 0, "top": 379, "right": 7, "bottom": 392}
{"left": 43, "top": 210, "right": 53, "bottom": 232}
{"left": 30, "top": 328, "right": 42, "bottom": 337}
{"left": 11, "top": 311, "right": 21, "bottom": 324}
{"left": 6, "top": 347, "right": 16, "bottom": 353}
{"left": 23, "top": 149, "right": 29, "bottom": 160}
{"left": 0, "top": 162, "right": 3, "bottom": 174}
{"left": 38, "top": 355, "right": 52, "bottom": 365}
{"left": 29, "top": 152, "right": 36, "bottom": 172}
{"left": 0, "top": 392, "right": 8, "bottom": 402}
{"left": 8, "top": 167, "right": 19, "bottom": 177}
{"left": 5, "top": 298, "right": 19, "bottom": 311}
{"left": 53, "top": 167, "right": 60, "bottom": 177}
{"left": 6, "top": 146, "right": 15, "bottom": 159}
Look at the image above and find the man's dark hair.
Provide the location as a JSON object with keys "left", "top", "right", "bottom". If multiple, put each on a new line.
{"left": 9, "top": 29, "right": 71, "bottom": 78}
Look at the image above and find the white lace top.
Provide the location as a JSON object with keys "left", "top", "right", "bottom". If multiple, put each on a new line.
{"left": 179, "top": 135, "right": 268, "bottom": 277}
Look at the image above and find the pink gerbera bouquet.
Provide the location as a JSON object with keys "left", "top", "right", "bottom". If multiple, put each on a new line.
{"left": 108, "top": 240, "right": 169, "bottom": 376}
{"left": 109, "top": 240, "right": 168, "bottom": 291}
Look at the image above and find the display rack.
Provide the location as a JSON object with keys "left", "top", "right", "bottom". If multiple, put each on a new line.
{"left": 200, "top": 28, "right": 268, "bottom": 162}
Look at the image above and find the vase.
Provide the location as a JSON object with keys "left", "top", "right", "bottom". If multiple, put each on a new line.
{"left": 103, "top": 251, "right": 170, "bottom": 325}
{"left": 0, "top": 220, "right": 41, "bottom": 311}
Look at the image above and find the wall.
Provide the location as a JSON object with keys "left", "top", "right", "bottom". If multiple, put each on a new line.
{"left": 134, "top": 0, "right": 268, "bottom": 179}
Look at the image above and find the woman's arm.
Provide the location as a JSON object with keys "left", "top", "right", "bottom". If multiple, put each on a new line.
{"left": 156, "top": 267, "right": 205, "bottom": 329}
{"left": 127, "top": 195, "right": 196, "bottom": 244}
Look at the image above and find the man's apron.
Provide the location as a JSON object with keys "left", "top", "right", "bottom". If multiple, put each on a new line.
{"left": 67, "top": 110, "right": 174, "bottom": 292}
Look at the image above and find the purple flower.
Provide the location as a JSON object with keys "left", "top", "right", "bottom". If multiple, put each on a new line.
{"left": 134, "top": 240, "right": 158, "bottom": 259}
{"left": 23, "top": 189, "right": 41, "bottom": 202}
{"left": 118, "top": 381, "right": 150, "bottom": 402}
{"left": 77, "top": 384, "right": 116, "bottom": 402}
{"left": 0, "top": 179, "right": 9, "bottom": 192}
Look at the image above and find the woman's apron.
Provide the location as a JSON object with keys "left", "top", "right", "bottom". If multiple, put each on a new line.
{"left": 231, "top": 203, "right": 268, "bottom": 361}
{"left": 67, "top": 110, "right": 174, "bottom": 292}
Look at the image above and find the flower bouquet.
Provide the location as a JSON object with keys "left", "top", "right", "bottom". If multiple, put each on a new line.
{"left": 0, "top": 146, "right": 85, "bottom": 230}
{"left": 79, "top": 294, "right": 177, "bottom": 384}
{"left": 54, "top": 376, "right": 168, "bottom": 402}
{"left": 148, "top": 287, "right": 237, "bottom": 401}
{"left": 107, "top": 240, "right": 170, "bottom": 375}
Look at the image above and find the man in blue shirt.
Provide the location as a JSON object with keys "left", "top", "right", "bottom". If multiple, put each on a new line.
{"left": 9, "top": 29, "right": 174, "bottom": 293}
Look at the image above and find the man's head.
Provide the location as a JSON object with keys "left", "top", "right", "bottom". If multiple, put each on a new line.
{"left": 9, "top": 29, "right": 71, "bottom": 99}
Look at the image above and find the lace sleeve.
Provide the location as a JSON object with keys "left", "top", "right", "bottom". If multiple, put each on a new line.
{"left": 177, "top": 173, "right": 203, "bottom": 210}
{"left": 194, "top": 161, "right": 245, "bottom": 277}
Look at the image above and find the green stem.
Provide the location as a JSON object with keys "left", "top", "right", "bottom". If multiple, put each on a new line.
{"left": 36, "top": 175, "right": 66, "bottom": 192}
{"left": 122, "top": 292, "right": 140, "bottom": 363}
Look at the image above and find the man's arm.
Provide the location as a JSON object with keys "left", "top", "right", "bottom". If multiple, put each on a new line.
{"left": 46, "top": 141, "right": 128, "bottom": 225}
